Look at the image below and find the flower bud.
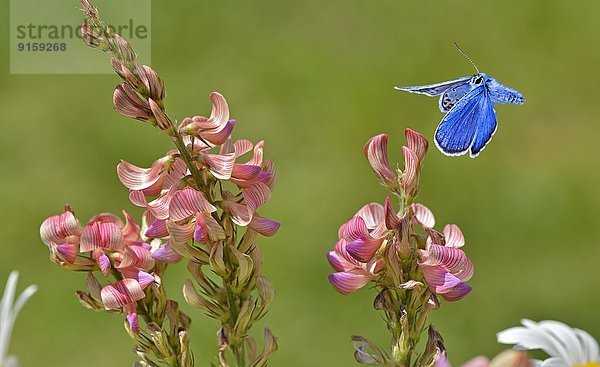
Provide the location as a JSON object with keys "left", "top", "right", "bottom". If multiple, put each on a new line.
{"left": 149, "top": 99, "right": 173, "bottom": 132}
{"left": 76, "top": 290, "right": 104, "bottom": 311}
{"left": 209, "top": 243, "right": 227, "bottom": 277}
{"left": 86, "top": 272, "right": 103, "bottom": 301}
{"left": 233, "top": 300, "right": 255, "bottom": 335}
{"left": 231, "top": 246, "right": 254, "bottom": 289}
{"left": 113, "top": 34, "right": 136, "bottom": 63}
{"left": 182, "top": 280, "right": 223, "bottom": 319}
{"left": 113, "top": 83, "right": 153, "bottom": 121}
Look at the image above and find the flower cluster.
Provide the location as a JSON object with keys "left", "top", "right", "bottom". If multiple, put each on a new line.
{"left": 37, "top": 2, "right": 280, "bottom": 366}
{"left": 327, "top": 129, "right": 474, "bottom": 366}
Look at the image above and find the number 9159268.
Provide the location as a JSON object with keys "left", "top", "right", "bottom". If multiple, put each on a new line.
{"left": 17, "top": 42, "right": 67, "bottom": 52}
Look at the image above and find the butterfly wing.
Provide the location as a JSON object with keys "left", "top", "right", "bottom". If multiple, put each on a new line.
{"left": 394, "top": 76, "right": 471, "bottom": 97}
{"left": 435, "top": 85, "right": 498, "bottom": 157}
{"left": 438, "top": 80, "right": 477, "bottom": 112}
{"left": 486, "top": 77, "right": 524, "bottom": 105}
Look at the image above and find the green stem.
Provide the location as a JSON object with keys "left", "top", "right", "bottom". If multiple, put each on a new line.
{"left": 170, "top": 132, "right": 204, "bottom": 189}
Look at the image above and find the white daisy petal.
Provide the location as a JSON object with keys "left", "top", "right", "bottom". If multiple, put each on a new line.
{"left": 541, "top": 357, "right": 570, "bottom": 367}
{"left": 497, "top": 323, "right": 570, "bottom": 362}
{"left": 539, "top": 320, "right": 586, "bottom": 366}
{"left": 575, "top": 328, "right": 600, "bottom": 363}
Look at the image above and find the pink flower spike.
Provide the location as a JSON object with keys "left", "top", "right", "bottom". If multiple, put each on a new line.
{"left": 405, "top": 128, "right": 429, "bottom": 163}
{"left": 402, "top": 146, "right": 419, "bottom": 194}
{"left": 412, "top": 203, "right": 435, "bottom": 228}
{"left": 328, "top": 269, "right": 373, "bottom": 295}
{"left": 166, "top": 220, "right": 196, "bottom": 244}
{"left": 222, "top": 201, "right": 252, "bottom": 226}
{"left": 152, "top": 242, "right": 183, "bottom": 263}
{"left": 80, "top": 221, "right": 124, "bottom": 252}
{"left": 443, "top": 224, "right": 465, "bottom": 248}
{"left": 169, "top": 188, "right": 217, "bottom": 221}
{"left": 40, "top": 210, "right": 81, "bottom": 246}
{"left": 101, "top": 279, "right": 146, "bottom": 310}
{"left": 364, "top": 134, "right": 396, "bottom": 185}
{"left": 249, "top": 216, "right": 280, "bottom": 237}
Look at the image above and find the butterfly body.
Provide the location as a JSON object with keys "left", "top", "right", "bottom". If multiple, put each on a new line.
{"left": 395, "top": 72, "right": 524, "bottom": 157}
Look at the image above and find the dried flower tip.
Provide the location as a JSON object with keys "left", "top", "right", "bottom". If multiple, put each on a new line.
{"left": 113, "top": 34, "right": 136, "bottom": 63}
{"left": 81, "top": 22, "right": 103, "bottom": 48}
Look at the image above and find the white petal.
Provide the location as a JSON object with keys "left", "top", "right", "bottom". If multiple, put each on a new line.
{"left": 497, "top": 320, "right": 570, "bottom": 362}
{"left": 574, "top": 328, "right": 600, "bottom": 363}
{"left": 539, "top": 320, "right": 586, "bottom": 365}
{"left": 540, "top": 357, "right": 569, "bottom": 367}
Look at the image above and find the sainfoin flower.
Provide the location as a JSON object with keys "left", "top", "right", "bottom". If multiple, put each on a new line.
{"left": 0, "top": 271, "right": 37, "bottom": 367}
{"left": 40, "top": 208, "right": 155, "bottom": 332}
{"left": 497, "top": 319, "right": 599, "bottom": 367}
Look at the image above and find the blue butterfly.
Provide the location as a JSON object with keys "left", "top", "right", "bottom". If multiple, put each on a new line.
{"left": 395, "top": 47, "right": 524, "bottom": 158}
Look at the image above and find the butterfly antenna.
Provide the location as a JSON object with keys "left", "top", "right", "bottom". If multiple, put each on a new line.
{"left": 453, "top": 42, "right": 479, "bottom": 74}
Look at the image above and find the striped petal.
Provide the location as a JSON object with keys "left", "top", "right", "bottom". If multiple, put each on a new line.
{"left": 405, "top": 128, "right": 429, "bottom": 163}
{"left": 328, "top": 269, "right": 373, "bottom": 295}
{"left": 412, "top": 203, "right": 435, "bottom": 228}
{"left": 121, "top": 211, "right": 141, "bottom": 245}
{"left": 92, "top": 248, "right": 111, "bottom": 277}
{"left": 129, "top": 186, "right": 177, "bottom": 220}
{"left": 169, "top": 188, "right": 216, "bottom": 221}
{"left": 40, "top": 210, "right": 80, "bottom": 246}
{"left": 118, "top": 269, "right": 155, "bottom": 289}
{"left": 403, "top": 146, "right": 419, "bottom": 194}
{"left": 117, "top": 156, "right": 172, "bottom": 194}
{"left": 151, "top": 242, "right": 183, "bottom": 263}
{"left": 234, "top": 139, "right": 254, "bottom": 158}
{"left": 249, "top": 216, "right": 280, "bottom": 237}
{"left": 243, "top": 182, "right": 271, "bottom": 213}
{"left": 440, "top": 282, "right": 472, "bottom": 301}
{"left": 202, "top": 153, "right": 236, "bottom": 180}
{"left": 223, "top": 201, "right": 252, "bottom": 226}
{"left": 443, "top": 224, "right": 465, "bottom": 248}
{"left": 356, "top": 203, "right": 384, "bottom": 229}
{"left": 145, "top": 219, "right": 168, "bottom": 238}
{"left": 232, "top": 164, "right": 261, "bottom": 181}
{"left": 167, "top": 220, "right": 195, "bottom": 244}
{"left": 247, "top": 141, "right": 264, "bottom": 166}
{"left": 55, "top": 243, "right": 78, "bottom": 263}
{"left": 384, "top": 197, "right": 401, "bottom": 230}
{"left": 118, "top": 244, "right": 155, "bottom": 270}
{"left": 80, "top": 222, "right": 124, "bottom": 252}
{"left": 346, "top": 237, "right": 385, "bottom": 263}
{"left": 101, "top": 279, "right": 146, "bottom": 309}
{"left": 327, "top": 250, "right": 357, "bottom": 272}
{"left": 201, "top": 119, "right": 235, "bottom": 145}
{"left": 364, "top": 134, "right": 396, "bottom": 185}
{"left": 421, "top": 265, "right": 463, "bottom": 294}
{"left": 419, "top": 244, "right": 473, "bottom": 281}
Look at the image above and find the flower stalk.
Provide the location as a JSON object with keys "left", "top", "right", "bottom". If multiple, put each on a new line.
{"left": 39, "top": 2, "right": 280, "bottom": 366}
{"left": 328, "top": 130, "right": 474, "bottom": 367}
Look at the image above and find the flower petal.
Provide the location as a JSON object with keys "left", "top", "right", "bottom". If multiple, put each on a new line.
{"left": 364, "top": 134, "right": 395, "bottom": 184}
{"left": 328, "top": 269, "right": 373, "bottom": 295}
{"left": 412, "top": 203, "right": 435, "bottom": 228}
{"left": 405, "top": 128, "right": 429, "bottom": 163}
{"left": 249, "top": 215, "right": 280, "bottom": 237}
{"left": 419, "top": 244, "right": 473, "bottom": 281}
{"left": 402, "top": 146, "right": 419, "bottom": 194}
{"left": 40, "top": 210, "right": 80, "bottom": 246}
{"left": 151, "top": 242, "right": 183, "bottom": 263}
{"left": 443, "top": 224, "right": 465, "bottom": 248}
{"left": 356, "top": 203, "right": 384, "bottom": 229}
{"left": 101, "top": 279, "right": 146, "bottom": 309}
{"left": 169, "top": 188, "right": 216, "bottom": 221}
{"left": 80, "top": 222, "right": 124, "bottom": 252}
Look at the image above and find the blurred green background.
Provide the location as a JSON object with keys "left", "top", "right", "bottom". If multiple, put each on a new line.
{"left": 1, "top": 0, "right": 600, "bottom": 366}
